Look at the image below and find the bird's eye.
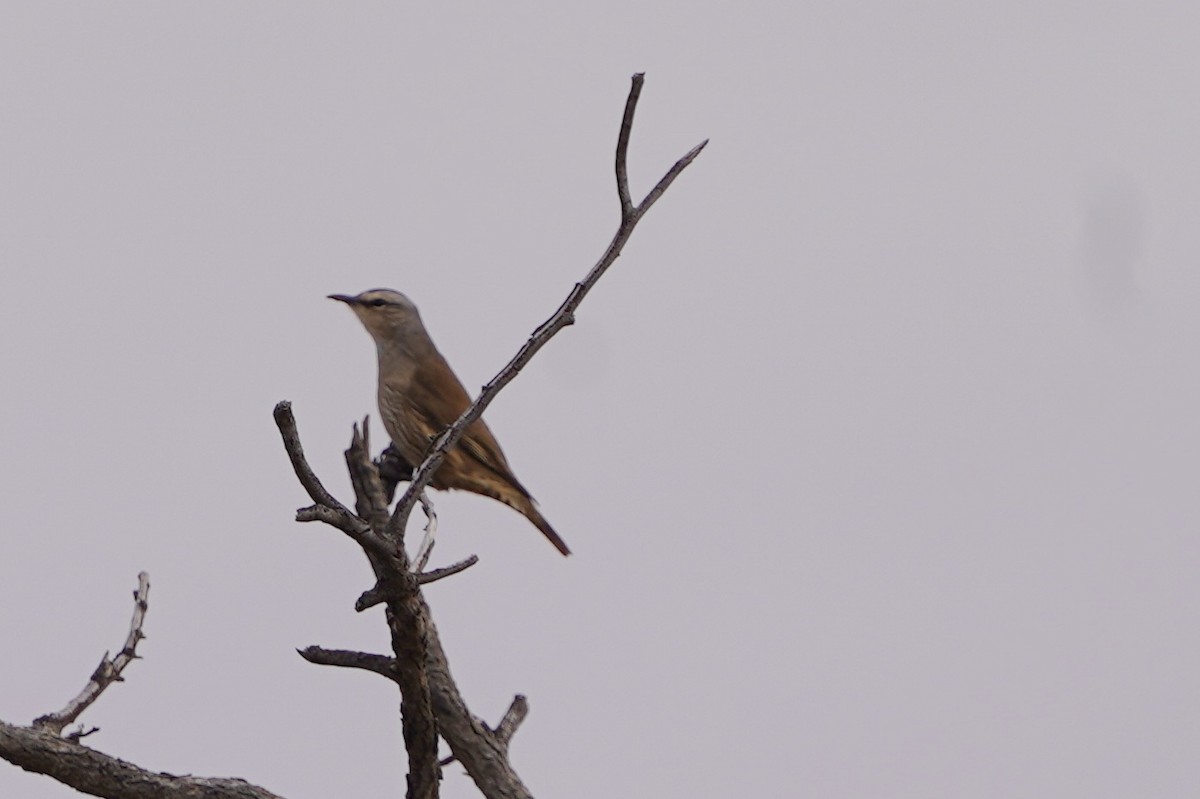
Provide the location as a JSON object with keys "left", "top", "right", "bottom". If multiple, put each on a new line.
{"left": 368, "top": 299, "right": 388, "bottom": 307}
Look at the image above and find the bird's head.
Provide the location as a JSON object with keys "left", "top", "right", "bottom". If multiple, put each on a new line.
{"left": 328, "top": 288, "right": 426, "bottom": 345}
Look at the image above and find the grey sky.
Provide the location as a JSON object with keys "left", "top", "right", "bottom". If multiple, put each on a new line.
{"left": 3, "top": 3, "right": 1198, "bottom": 797}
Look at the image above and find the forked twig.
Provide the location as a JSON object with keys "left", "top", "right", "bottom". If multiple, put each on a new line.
{"left": 386, "top": 72, "right": 707, "bottom": 541}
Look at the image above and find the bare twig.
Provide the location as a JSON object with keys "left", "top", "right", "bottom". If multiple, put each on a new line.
{"left": 386, "top": 72, "right": 706, "bottom": 543}
{"left": 295, "top": 503, "right": 363, "bottom": 533}
{"left": 439, "top": 694, "right": 530, "bottom": 767}
{"left": 615, "top": 76, "right": 642, "bottom": 216}
{"left": 636, "top": 139, "right": 708, "bottom": 216}
{"left": 346, "top": 418, "right": 391, "bottom": 531}
{"left": 412, "top": 492, "right": 438, "bottom": 572}
{"left": 277, "top": 403, "right": 393, "bottom": 558}
{"left": 33, "top": 573, "right": 151, "bottom": 736}
{"left": 354, "top": 551, "right": 478, "bottom": 607}
{"left": 355, "top": 582, "right": 390, "bottom": 612}
{"left": 273, "top": 401, "right": 351, "bottom": 514}
{"left": 494, "top": 695, "right": 529, "bottom": 746}
{"left": 64, "top": 726, "right": 99, "bottom": 743}
{"left": 295, "top": 504, "right": 392, "bottom": 558}
{"left": 417, "top": 555, "right": 479, "bottom": 585}
{"left": 297, "top": 647, "right": 399, "bottom": 684}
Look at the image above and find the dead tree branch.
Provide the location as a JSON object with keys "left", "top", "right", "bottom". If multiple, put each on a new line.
{"left": 1, "top": 573, "right": 285, "bottom": 799}
{"left": 0, "top": 721, "right": 284, "bottom": 799}
{"left": 277, "top": 405, "right": 534, "bottom": 799}
{"left": 385, "top": 71, "right": 707, "bottom": 543}
{"left": 439, "top": 695, "right": 529, "bottom": 768}
{"left": 273, "top": 72, "right": 703, "bottom": 799}
{"left": 273, "top": 403, "right": 351, "bottom": 514}
{"left": 417, "top": 556, "right": 479, "bottom": 586}
{"left": 276, "top": 405, "right": 441, "bottom": 799}
{"left": 33, "top": 573, "right": 151, "bottom": 736}
{"left": 1, "top": 73, "right": 701, "bottom": 799}
{"left": 297, "top": 647, "right": 399, "bottom": 683}
{"left": 493, "top": 695, "right": 529, "bottom": 747}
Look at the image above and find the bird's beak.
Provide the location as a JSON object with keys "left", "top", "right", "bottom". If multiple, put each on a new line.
{"left": 327, "top": 294, "right": 357, "bottom": 305}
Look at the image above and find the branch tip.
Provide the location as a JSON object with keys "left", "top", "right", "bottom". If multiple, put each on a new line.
{"left": 32, "top": 572, "right": 151, "bottom": 736}
{"left": 417, "top": 554, "right": 480, "bottom": 585}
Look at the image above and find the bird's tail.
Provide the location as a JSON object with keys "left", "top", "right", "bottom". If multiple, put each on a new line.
{"left": 519, "top": 500, "right": 571, "bottom": 557}
{"left": 476, "top": 471, "right": 572, "bottom": 556}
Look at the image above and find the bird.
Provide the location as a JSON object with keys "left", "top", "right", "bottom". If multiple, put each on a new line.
{"left": 329, "top": 288, "right": 571, "bottom": 556}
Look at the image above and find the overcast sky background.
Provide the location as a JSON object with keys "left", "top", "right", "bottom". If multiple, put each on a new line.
{"left": 3, "top": 3, "right": 1199, "bottom": 797}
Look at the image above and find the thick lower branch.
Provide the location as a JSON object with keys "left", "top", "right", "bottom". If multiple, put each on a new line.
{"left": 0, "top": 720, "right": 283, "bottom": 799}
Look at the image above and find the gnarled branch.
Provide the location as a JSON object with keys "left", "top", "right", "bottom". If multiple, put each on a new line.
{"left": 275, "top": 72, "right": 704, "bottom": 799}
{"left": 1, "top": 573, "right": 285, "bottom": 799}
{"left": 0, "top": 721, "right": 284, "bottom": 799}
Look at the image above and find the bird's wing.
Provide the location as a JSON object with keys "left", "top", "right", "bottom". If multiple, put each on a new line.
{"left": 408, "top": 351, "right": 531, "bottom": 497}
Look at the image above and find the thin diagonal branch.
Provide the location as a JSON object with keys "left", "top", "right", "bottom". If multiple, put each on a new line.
{"left": 636, "top": 138, "right": 708, "bottom": 218}
{"left": 387, "top": 72, "right": 706, "bottom": 541}
{"left": 33, "top": 573, "right": 151, "bottom": 736}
